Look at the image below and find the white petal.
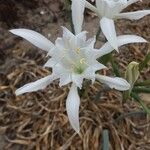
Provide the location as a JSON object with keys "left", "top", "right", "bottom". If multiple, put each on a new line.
{"left": 55, "top": 38, "right": 66, "bottom": 50}
{"left": 61, "top": 26, "right": 74, "bottom": 39}
{"left": 59, "top": 73, "right": 72, "bottom": 87}
{"left": 76, "top": 31, "right": 87, "bottom": 42}
{"left": 85, "top": 1, "right": 99, "bottom": 14}
{"left": 91, "top": 61, "right": 107, "bottom": 70}
{"left": 116, "top": 10, "right": 150, "bottom": 20}
{"left": 61, "top": 27, "right": 77, "bottom": 50}
{"left": 76, "top": 31, "right": 87, "bottom": 47}
{"left": 44, "top": 58, "right": 56, "bottom": 68}
{"left": 96, "top": 74, "right": 130, "bottom": 91}
{"left": 10, "top": 29, "right": 55, "bottom": 53}
{"left": 72, "top": 74, "right": 83, "bottom": 89}
{"left": 85, "top": 36, "right": 96, "bottom": 49}
{"left": 15, "top": 75, "right": 57, "bottom": 95}
{"left": 71, "top": 0, "right": 86, "bottom": 34}
{"left": 52, "top": 64, "right": 72, "bottom": 86}
{"left": 96, "top": 35, "right": 147, "bottom": 58}
{"left": 100, "top": 17, "right": 118, "bottom": 50}
{"left": 66, "top": 84, "right": 80, "bottom": 133}
{"left": 96, "top": 0, "right": 101, "bottom": 12}
{"left": 83, "top": 63, "right": 106, "bottom": 83}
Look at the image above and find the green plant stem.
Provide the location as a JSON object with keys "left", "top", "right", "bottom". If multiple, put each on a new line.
{"left": 139, "top": 52, "right": 150, "bottom": 71}
{"left": 133, "top": 87, "right": 150, "bottom": 93}
{"left": 102, "top": 129, "right": 109, "bottom": 150}
{"left": 130, "top": 92, "right": 150, "bottom": 115}
{"left": 110, "top": 54, "right": 121, "bottom": 77}
{"left": 65, "top": 0, "right": 75, "bottom": 34}
{"left": 135, "top": 80, "right": 150, "bottom": 86}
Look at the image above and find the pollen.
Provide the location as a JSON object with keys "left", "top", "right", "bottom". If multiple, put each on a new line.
{"left": 75, "top": 48, "right": 80, "bottom": 54}
{"left": 80, "top": 58, "right": 86, "bottom": 64}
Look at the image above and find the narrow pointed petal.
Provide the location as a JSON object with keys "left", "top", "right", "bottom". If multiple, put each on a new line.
{"left": 76, "top": 31, "right": 87, "bottom": 42}
{"left": 96, "top": 74, "right": 130, "bottom": 91}
{"left": 44, "top": 58, "right": 56, "bottom": 68}
{"left": 71, "top": 0, "right": 86, "bottom": 34}
{"left": 115, "top": 10, "right": 150, "bottom": 20}
{"left": 96, "top": 35, "right": 147, "bottom": 58}
{"left": 85, "top": 1, "right": 99, "bottom": 14}
{"left": 72, "top": 74, "right": 83, "bottom": 89}
{"left": 59, "top": 74, "right": 72, "bottom": 87}
{"left": 100, "top": 17, "right": 118, "bottom": 50}
{"left": 10, "top": 29, "right": 55, "bottom": 53}
{"left": 85, "top": 36, "right": 96, "bottom": 49}
{"left": 15, "top": 75, "right": 57, "bottom": 95}
{"left": 83, "top": 63, "right": 107, "bottom": 83}
{"left": 66, "top": 84, "right": 80, "bottom": 133}
{"left": 61, "top": 26, "right": 74, "bottom": 39}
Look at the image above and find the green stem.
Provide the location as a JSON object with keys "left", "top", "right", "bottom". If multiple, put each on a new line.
{"left": 110, "top": 54, "right": 121, "bottom": 77}
{"left": 102, "top": 129, "right": 109, "bottom": 150}
{"left": 131, "top": 92, "right": 150, "bottom": 115}
{"left": 139, "top": 52, "right": 150, "bottom": 71}
{"left": 65, "top": 0, "right": 75, "bottom": 34}
{"left": 135, "top": 80, "right": 150, "bottom": 86}
{"left": 133, "top": 87, "right": 150, "bottom": 93}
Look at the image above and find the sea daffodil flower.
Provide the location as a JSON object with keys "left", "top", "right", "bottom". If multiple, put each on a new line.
{"left": 10, "top": 28, "right": 147, "bottom": 132}
{"left": 9, "top": 0, "right": 147, "bottom": 133}
{"left": 85, "top": 0, "right": 150, "bottom": 50}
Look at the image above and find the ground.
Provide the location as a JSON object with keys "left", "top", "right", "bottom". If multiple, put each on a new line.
{"left": 0, "top": 0, "right": 150, "bottom": 149}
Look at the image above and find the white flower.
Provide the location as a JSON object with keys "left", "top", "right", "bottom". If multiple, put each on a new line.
{"left": 10, "top": 27, "right": 147, "bottom": 133}
{"left": 85, "top": 0, "right": 150, "bottom": 50}
{"left": 9, "top": 0, "right": 147, "bottom": 133}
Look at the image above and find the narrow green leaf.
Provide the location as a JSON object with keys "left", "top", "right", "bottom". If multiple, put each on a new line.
{"left": 133, "top": 87, "right": 150, "bottom": 93}
{"left": 98, "top": 53, "right": 112, "bottom": 65}
{"left": 110, "top": 55, "right": 120, "bottom": 77}
{"left": 131, "top": 92, "right": 150, "bottom": 115}
{"left": 135, "top": 80, "right": 150, "bottom": 86}
{"left": 139, "top": 52, "right": 150, "bottom": 71}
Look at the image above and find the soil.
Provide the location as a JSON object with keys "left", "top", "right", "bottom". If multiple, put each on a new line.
{"left": 0, "top": 0, "right": 150, "bottom": 149}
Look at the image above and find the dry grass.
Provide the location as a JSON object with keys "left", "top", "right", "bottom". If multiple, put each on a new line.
{"left": 0, "top": 53, "right": 150, "bottom": 149}
{"left": 0, "top": 0, "right": 150, "bottom": 149}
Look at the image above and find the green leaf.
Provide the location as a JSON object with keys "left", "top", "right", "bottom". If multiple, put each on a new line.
{"left": 139, "top": 52, "right": 150, "bottom": 71}
{"left": 98, "top": 53, "right": 112, "bottom": 65}
{"left": 98, "top": 53, "right": 121, "bottom": 77}
{"left": 110, "top": 55, "right": 120, "bottom": 77}
{"left": 131, "top": 92, "right": 150, "bottom": 115}
{"left": 135, "top": 79, "right": 150, "bottom": 86}
{"left": 133, "top": 87, "right": 150, "bottom": 93}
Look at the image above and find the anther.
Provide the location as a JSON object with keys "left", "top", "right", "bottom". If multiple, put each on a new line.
{"left": 76, "top": 48, "right": 80, "bottom": 54}
{"left": 80, "top": 58, "right": 86, "bottom": 64}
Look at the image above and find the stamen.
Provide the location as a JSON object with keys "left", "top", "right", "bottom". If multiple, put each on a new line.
{"left": 80, "top": 58, "right": 86, "bottom": 64}
{"left": 75, "top": 48, "right": 80, "bottom": 54}
{"left": 80, "top": 58, "right": 90, "bottom": 67}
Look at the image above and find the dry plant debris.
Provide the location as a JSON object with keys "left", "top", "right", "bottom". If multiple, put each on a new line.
{"left": 0, "top": 0, "right": 150, "bottom": 149}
